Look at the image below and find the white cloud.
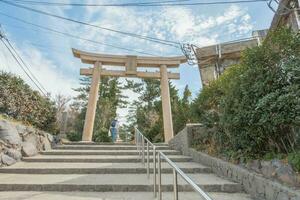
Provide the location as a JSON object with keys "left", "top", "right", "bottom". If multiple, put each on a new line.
{"left": 82, "top": 4, "right": 254, "bottom": 53}
{"left": 0, "top": 41, "right": 79, "bottom": 97}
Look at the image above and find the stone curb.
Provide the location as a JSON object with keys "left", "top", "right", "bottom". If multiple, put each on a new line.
{"left": 0, "top": 183, "right": 243, "bottom": 193}
{"left": 54, "top": 146, "right": 170, "bottom": 150}
{"left": 40, "top": 150, "right": 181, "bottom": 156}
{"left": 0, "top": 167, "right": 212, "bottom": 174}
{"left": 21, "top": 157, "right": 192, "bottom": 163}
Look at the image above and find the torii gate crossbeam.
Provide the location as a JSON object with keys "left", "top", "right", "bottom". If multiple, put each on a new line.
{"left": 72, "top": 48, "right": 187, "bottom": 142}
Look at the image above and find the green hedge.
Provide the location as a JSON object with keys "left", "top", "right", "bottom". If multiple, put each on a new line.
{"left": 192, "top": 28, "right": 300, "bottom": 161}
{"left": 0, "top": 72, "right": 57, "bottom": 133}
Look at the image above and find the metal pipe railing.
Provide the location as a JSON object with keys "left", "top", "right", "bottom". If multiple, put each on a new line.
{"left": 135, "top": 127, "right": 214, "bottom": 200}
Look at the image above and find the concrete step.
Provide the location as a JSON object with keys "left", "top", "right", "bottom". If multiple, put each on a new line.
{"left": 0, "top": 162, "right": 211, "bottom": 174}
{"left": 0, "top": 173, "right": 243, "bottom": 193}
{"left": 54, "top": 145, "right": 170, "bottom": 150}
{"left": 64, "top": 142, "right": 169, "bottom": 146}
{"left": 22, "top": 155, "right": 192, "bottom": 163}
{"left": 41, "top": 149, "right": 181, "bottom": 156}
{"left": 0, "top": 192, "right": 254, "bottom": 200}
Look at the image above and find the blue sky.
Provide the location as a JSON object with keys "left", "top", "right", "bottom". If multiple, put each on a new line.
{"left": 0, "top": 0, "right": 275, "bottom": 122}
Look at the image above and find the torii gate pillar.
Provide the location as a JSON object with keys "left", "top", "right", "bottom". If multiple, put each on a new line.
{"left": 160, "top": 64, "right": 174, "bottom": 142}
{"left": 82, "top": 62, "right": 101, "bottom": 141}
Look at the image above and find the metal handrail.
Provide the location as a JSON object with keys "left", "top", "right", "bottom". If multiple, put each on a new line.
{"left": 135, "top": 128, "right": 157, "bottom": 195}
{"left": 135, "top": 127, "right": 213, "bottom": 200}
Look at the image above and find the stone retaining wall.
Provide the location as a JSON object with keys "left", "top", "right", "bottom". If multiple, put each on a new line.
{"left": 169, "top": 125, "right": 300, "bottom": 200}
{"left": 0, "top": 119, "right": 54, "bottom": 167}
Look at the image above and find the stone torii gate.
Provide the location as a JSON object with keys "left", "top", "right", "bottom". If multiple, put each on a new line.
{"left": 72, "top": 48, "right": 187, "bottom": 142}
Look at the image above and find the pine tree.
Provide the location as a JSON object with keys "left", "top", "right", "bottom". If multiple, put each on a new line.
{"left": 125, "top": 79, "right": 192, "bottom": 142}
{"left": 173, "top": 85, "right": 192, "bottom": 135}
{"left": 68, "top": 77, "right": 127, "bottom": 142}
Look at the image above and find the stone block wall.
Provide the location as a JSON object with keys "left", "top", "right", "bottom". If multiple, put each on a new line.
{"left": 0, "top": 119, "right": 54, "bottom": 167}
{"left": 169, "top": 125, "right": 300, "bottom": 200}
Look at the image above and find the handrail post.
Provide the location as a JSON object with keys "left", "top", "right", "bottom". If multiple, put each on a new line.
{"left": 147, "top": 142, "right": 150, "bottom": 178}
{"left": 135, "top": 128, "right": 137, "bottom": 150}
{"left": 139, "top": 134, "right": 142, "bottom": 157}
{"left": 153, "top": 146, "right": 157, "bottom": 197}
{"left": 136, "top": 130, "right": 139, "bottom": 155}
{"left": 158, "top": 153, "right": 162, "bottom": 200}
{"left": 142, "top": 135, "right": 145, "bottom": 165}
{"left": 138, "top": 133, "right": 140, "bottom": 156}
{"left": 173, "top": 169, "right": 178, "bottom": 200}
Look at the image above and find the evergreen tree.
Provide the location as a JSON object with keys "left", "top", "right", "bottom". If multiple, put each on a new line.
{"left": 173, "top": 85, "right": 192, "bottom": 135}
{"left": 67, "top": 77, "right": 127, "bottom": 142}
{"left": 125, "top": 79, "right": 192, "bottom": 142}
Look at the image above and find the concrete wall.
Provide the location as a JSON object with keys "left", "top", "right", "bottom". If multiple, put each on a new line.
{"left": 169, "top": 125, "right": 300, "bottom": 200}
{"left": 0, "top": 119, "right": 54, "bottom": 167}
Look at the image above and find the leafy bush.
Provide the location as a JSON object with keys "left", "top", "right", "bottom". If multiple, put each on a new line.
{"left": 0, "top": 72, "right": 57, "bottom": 133}
{"left": 288, "top": 152, "right": 300, "bottom": 172}
{"left": 66, "top": 131, "right": 81, "bottom": 141}
{"left": 192, "top": 28, "right": 300, "bottom": 161}
{"left": 93, "top": 128, "right": 112, "bottom": 142}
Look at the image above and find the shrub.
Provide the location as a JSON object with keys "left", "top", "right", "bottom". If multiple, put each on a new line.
{"left": 93, "top": 128, "right": 112, "bottom": 142}
{"left": 0, "top": 72, "right": 57, "bottom": 133}
{"left": 66, "top": 131, "right": 81, "bottom": 141}
{"left": 288, "top": 152, "right": 300, "bottom": 172}
{"left": 192, "top": 28, "right": 300, "bottom": 161}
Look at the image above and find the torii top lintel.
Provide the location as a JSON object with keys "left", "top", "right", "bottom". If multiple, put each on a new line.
{"left": 72, "top": 48, "right": 187, "bottom": 68}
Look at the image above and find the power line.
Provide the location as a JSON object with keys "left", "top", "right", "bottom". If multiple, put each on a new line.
{"left": 12, "top": 0, "right": 191, "bottom": 7}
{"left": 0, "top": 35, "right": 47, "bottom": 96}
{"left": 0, "top": 13, "right": 160, "bottom": 56}
{"left": 0, "top": 0, "right": 181, "bottom": 48}
{"left": 0, "top": 32, "right": 48, "bottom": 95}
{"left": 4, "top": 38, "right": 48, "bottom": 94}
{"left": 11, "top": 0, "right": 269, "bottom": 7}
{"left": 3, "top": 24, "right": 156, "bottom": 56}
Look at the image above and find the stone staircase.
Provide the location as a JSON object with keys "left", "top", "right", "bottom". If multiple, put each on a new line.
{"left": 0, "top": 143, "right": 253, "bottom": 200}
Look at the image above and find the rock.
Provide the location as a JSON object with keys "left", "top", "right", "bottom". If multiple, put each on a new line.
{"left": 271, "top": 159, "right": 283, "bottom": 168}
{"left": 24, "top": 133, "right": 38, "bottom": 147}
{"left": 0, "top": 139, "right": 5, "bottom": 145}
{"left": 246, "top": 160, "right": 262, "bottom": 173}
{"left": 0, "top": 120, "right": 21, "bottom": 146}
{"left": 6, "top": 149, "right": 22, "bottom": 161}
{"left": 275, "top": 164, "right": 299, "bottom": 186}
{"left": 261, "top": 161, "right": 276, "bottom": 178}
{"left": 0, "top": 139, "right": 5, "bottom": 151}
{"left": 26, "top": 126, "right": 36, "bottom": 135}
{"left": 276, "top": 192, "right": 290, "bottom": 200}
{"left": 0, "top": 153, "right": 16, "bottom": 166}
{"left": 59, "top": 137, "right": 69, "bottom": 144}
{"left": 47, "top": 133, "right": 54, "bottom": 143}
{"left": 43, "top": 142, "right": 51, "bottom": 151}
{"left": 21, "top": 142, "right": 38, "bottom": 157}
{"left": 15, "top": 124, "right": 27, "bottom": 137}
{"left": 41, "top": 135, "right": 51, "bottom": 151}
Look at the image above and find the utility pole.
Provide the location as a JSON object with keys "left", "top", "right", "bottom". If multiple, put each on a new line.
{"left": 0, "top": 25, "right": 5, "bottom": 39}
